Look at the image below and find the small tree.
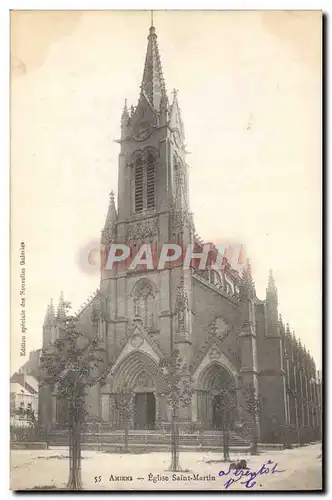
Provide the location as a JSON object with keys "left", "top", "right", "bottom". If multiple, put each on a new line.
{"left": 40, "top": 305, "right": 104, "bottom": 490}
{"left": 242, "top": 383, "right": 260, "bottom": 455}
{"left": 25, "top": 403, "right": 36, "bottom": 422}
{"left": 113, "top": 385, "right": 135, "bottom": 453}
{"left": 159, "top": 348, "right": 192, "bottom": 472}
{"left": 213, "top": 386, "right": 237, "bottom": 462}
{"left": 17, "top": 402, "right": 25, "bottom": 418}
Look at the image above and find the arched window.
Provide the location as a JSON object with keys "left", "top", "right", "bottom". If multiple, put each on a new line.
{"left": 134, "top": 157, "right": 144, "bottom": 212}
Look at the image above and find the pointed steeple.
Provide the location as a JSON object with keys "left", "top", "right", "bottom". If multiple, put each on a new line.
{"left": 121, "top": 98, "right": 129, "bottom": 126}
{"left": 286, "top": 322, "right": 291, "bottom": 337}
{"left": 102, "top": 190, "right": 117, "bottom": 243}
{"left": 141, "top": 24, "right": 167, "bottom": 110}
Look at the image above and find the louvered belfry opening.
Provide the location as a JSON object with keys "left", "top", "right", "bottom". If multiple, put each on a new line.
{"left": 146, "top": 154, "right": 156, "bottom": 210}
{"left": 134, "top": 154, "right": 156, "bottom": 213}
{"left": 135, "top": 157, "right": 144, "bottom": 212}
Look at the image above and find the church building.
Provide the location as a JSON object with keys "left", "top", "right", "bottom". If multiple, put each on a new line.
{"left": 39, "top": 23, "right": 321, "bottom": 444}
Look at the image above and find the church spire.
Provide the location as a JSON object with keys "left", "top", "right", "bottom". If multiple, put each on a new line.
{"left": 141, "top": 22, "right": 167, "bottom": 110}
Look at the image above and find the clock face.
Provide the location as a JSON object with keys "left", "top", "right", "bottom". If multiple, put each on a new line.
{"left": 133, "top": 121, "right": 151, "bottom": 141}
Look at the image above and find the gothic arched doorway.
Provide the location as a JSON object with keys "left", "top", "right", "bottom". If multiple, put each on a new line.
{"left": 134, "top": 392, "right": 156, "bottom": 430}
{"left": 197, "top": 362, "right": 237, "bottom": 430}
{"left": 110, "top": 351, "right": 160, "bottom": 430}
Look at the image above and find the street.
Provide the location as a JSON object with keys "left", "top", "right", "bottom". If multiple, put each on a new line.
{"left": 10, "top": 442, "right": 322, "bottom": 491}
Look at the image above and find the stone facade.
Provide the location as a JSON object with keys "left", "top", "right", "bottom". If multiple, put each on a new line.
{"left": 38, "top": 24, "right": 322, "bottom": 444}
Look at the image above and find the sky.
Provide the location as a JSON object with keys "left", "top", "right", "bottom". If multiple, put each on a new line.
{"left": 10, "top": 10, "right": 322, "bottom": 373}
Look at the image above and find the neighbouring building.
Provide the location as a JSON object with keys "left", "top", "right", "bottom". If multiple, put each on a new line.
{"left": 36, "top": 23, "right": 321, "bottom": 443}
{"left": 10, "top": 373, "right": 39, "bottom": 419}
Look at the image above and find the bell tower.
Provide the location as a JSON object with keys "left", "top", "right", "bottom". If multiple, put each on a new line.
{"left": 100, "top": 20, "right": 195, "bottom": 367}
{"left": 111, "top": 23, "right": 192, "bottom": 248}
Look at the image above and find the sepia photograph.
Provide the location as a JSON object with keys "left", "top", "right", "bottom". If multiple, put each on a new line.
{"left": 10, "top": 9, "right": 322, "bottom": 491}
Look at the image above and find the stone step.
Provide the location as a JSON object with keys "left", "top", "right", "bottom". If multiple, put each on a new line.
{"left": 47, "top": 430, "right": 250, "bottom": 448}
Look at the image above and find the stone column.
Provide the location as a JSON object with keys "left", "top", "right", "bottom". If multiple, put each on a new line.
{"left": 237, "top": 296, "right": 261, "bottom": 438}
{"left": 191, "top": 391, "right": 198, "bottom": 423}
{"left": 109, "top": 394, "right": 116, "bottom": 428}
{"left": 86, "top": 383, "right": 101, "bottom": 421}
{"left": 51, "top": 394, "right": 57, "bottom": 426}
{"left": 101, "top": 394, "right": 110, "bottom": 422}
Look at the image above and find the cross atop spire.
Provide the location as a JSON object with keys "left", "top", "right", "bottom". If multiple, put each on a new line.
{"left": 150, "top": 10, "right": 154, "bottom": 28}
{"left": 141, "top": 22, "right": 167, "bottom": 111}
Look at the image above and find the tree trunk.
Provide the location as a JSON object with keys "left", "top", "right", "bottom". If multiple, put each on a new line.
{"left": 250, "top": 429, "right": 259, "bottom": 455}
{"left": 223, "top": 423, "right": 230, "bottom": 462}
{"left": 124, "top": 413, "right": 129, "bottom": 453}
{"left": 168, "top": 406, "right": 182, "bottom": 471}
{"left": 67, "top": 409, "right": 83, "bottom": 490}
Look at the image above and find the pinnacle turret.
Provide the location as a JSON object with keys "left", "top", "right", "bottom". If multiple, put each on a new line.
{"left": 241, "top": 259, "right": 255, "bottom": 298}
{"left": 49, "top": 298, "right": 55, "bottom": 322}
{"left": 121, "top": 98, "right": 129, "bottom": 125}
{"left": 102, "top": 190, "right": 117, "bottom": 243}
{"left": 266, "top": 269, "right": 278, "bottom": 304}
{"left": 43, "top": 299, "right": 55, "bottom": 326}
{"left": 43, "top": 304, "right": 51, "bottom": 327}
{"left": 56, "top": 291, "right": 66, "bottom": 321}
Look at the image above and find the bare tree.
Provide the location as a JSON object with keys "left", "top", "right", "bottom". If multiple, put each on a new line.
{"left": 213, "top": 386, "right": 237, "bottom": 462}
{"left": 113, "top": 385, "right": 135, "bottom": 453}
{"left": 39, "top": 305, "right": 104, "bottom": 490}
{"left": 159, "top": 348, "right": 192, "bottom": 472}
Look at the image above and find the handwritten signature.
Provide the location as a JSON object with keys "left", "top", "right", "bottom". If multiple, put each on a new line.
{"left": 219, "top": 460, "right": 285, "bottom": 489}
